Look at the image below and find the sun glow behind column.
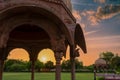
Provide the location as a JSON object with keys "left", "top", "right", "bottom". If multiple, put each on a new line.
{"left": 38, "top": 49, "right": 55, "bottom": 64}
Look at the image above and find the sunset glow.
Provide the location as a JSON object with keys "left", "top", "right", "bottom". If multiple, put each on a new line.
{"left": 40, "top": 57, "right": 47, "bottom": 63}
{"left": 38, "top": 49, "right": 55, "bottom": 64}
{"left": 8, "top": 48, "right": 29, "bottom": 61}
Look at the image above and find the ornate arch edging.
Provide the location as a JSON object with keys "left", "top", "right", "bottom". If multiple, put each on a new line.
{"left": 74, "top": 23, "right": 87, "bottom": 53}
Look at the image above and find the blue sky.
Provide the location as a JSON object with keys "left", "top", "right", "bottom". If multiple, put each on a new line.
{"left": 71, "top": 0, "right": 120, "bottom": 65}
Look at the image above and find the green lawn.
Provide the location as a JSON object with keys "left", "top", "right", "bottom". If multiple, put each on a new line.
{"left": 3, "top": 72, "right": 94, "bottom": 80}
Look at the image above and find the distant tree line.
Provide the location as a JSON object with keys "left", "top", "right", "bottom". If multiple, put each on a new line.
{"left": 4, "top": 58, "right": 84, "bottom": 72}
{"left": 62, "top": 59, "right": 83, "bottom": 71}
{"left": 4, "top": 59, "right": 55, "bottom": 72}
{"left": 4, "top": 51, "right": 119, "bottom": 72}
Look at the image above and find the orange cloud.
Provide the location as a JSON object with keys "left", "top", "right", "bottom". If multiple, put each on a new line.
{"left": 85, "top": 30, "right": 98, "bottom": 35}
{"left": 72, "top": 10, "right": 86, "bottom": 32}
{"left": 72, "top": 10, "right": 81, "bottom": 21}
{"left": 94, "top": 0, "right": 106, "bottom": 4}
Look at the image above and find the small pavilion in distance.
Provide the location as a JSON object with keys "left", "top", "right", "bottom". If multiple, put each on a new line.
{"left": 0, "top": 0, "right": 87, "bottom": 80}
{"left": 94, "top": 58, "right": 120, "bottom": 80}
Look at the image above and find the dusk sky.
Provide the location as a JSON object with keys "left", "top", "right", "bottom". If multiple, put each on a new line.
{"left": 71, "top": 0, "right": 120, "bottom": 65}
{"left": 8, "top": 0, "right": 120, "bottom": 66}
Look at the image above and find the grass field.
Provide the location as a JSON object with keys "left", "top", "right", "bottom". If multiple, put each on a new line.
{"left": 3, "top": 72, "right": 94, "bottom": 80}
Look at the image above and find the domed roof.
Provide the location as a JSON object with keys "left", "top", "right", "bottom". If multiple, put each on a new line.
{"left": 95, "top": 58, "right": 106, "bottom": 65}
{"left": 63, "top": 0, "right": 72, "bottom": 11}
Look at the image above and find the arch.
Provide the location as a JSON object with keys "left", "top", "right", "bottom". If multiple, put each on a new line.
{"left": 0, "top": 5, "right": 73, "bottom": 47}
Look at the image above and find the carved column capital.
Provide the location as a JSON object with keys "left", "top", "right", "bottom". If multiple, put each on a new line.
{"left": 28, "top": 47, "right": 41, "bottom": 61}
{"left": 54, "top": 52, "right": 63, "bottom": 61}
{"left": 51, "top": 35, "right": 66, "bottom": 54}
{"left": 74, "top": 48, "right": 80, "bottom": 57}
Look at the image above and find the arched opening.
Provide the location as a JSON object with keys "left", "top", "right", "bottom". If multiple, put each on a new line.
{"left": 38, "top": 49, "right": 55, "bottom": 64}
{"left": 5, "top": 24, "right": 51, "bottom": 80}
{"left": 7, "top": 48, "right": 29, "bottom": 61}
{"left": 37, "top": 48, "right": 55, "bottom": 79}
{"left": 3, "top": 48, "right": 30, "bottom": 80}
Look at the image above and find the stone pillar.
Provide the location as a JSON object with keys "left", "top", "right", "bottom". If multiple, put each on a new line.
{"left": 94, "top": 65, "right": 96, "bottom": 80}
{"left": 52, "top": 37, "right": 65, "bottom": 80}
{"left": 54, "top": 52, "right": 63, "bottom": 80}
{"left": 51, "top": 36, "right": 66, "bottom": 80}
{"left": 29, "top": 47, "right": 40, "bottom": 80}
{"left": 31, "top": 60, "right": 35, "bottom": 80}
{"left": 70, "top": 45, "right": 75, "bottom": 80}
{"left": 0, "top": 60, "right": 4, "bottom": 80}
{"left": 0, "top": 47, "right": 7, "bottom": 80}
{"left": 70, "top": 45, "right": 80, "bottom": 80}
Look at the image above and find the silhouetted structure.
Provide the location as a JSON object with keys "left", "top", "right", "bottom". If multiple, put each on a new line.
{"left": 0, "top": 0, "right": 87, "bottom": 80}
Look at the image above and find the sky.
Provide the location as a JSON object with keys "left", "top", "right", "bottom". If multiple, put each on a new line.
{"left": 71, "top": 0, "right": 120, "bottom": 65}
{"left": 8, "top": 0, "right": 120, "bottom": 66}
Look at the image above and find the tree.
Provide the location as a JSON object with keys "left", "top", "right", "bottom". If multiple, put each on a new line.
{"left": 62, "top": 59, "right": 83, "bottom": 71}
{"left": 111, "top": 54, "right": 120, "bottom": 72}
{"left": 8, "top": 63, "right": 26, "bottom": 72}
{"left": 75, "top": 59, "right": 83, "bottom": 70}
{"left": 100, "top": 52, "right": 114, "bottom": 66}
{"left": 35, "top": 60, "right": 44, "bottom": 72}
{"left": 45, "top": 61, "right": 54, "bottom": 71}
{"left": 4, "top": 59, "right": 27, "bottom": 72}
{"left": 62, "top": 60, "right": 71, "bottom": 71}
{"left": 26, "top": 61, "right": 31, "bottom": 71}
{"left": 84, "top": 64, "right": 94, "bottom": 71}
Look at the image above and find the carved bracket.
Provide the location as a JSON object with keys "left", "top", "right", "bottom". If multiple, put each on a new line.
{"left": 74, "top": 48, "right": 80, "bottom": 57}
{"left": 51, "top": 35, "right": 66, "bottom": 54}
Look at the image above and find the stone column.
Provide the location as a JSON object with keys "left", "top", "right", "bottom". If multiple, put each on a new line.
{"left": 51, "top": 36, "right": 66, "bottom": 80}
{"left": 0, "top": 60, "right": 4, "bottom": 80}
{"left": 29, "top": 47, "right": 40, "bottom": 80}
{"left": 54, "top": 52, "right": 63, "bottom": 80}
{"left": 94, "top": 65, "right": 96, "bottom": 80}
{"left": 70, "top": 45, "right": 80, "bottom": 80}
{"left": 0, "top": 47, "right": 7, "bottom": 80}
{"left": 70, "top": 45, "right": 75, "bottom": 80}
{"left": 31, "top": 60, "right": 35, "bottom": 80}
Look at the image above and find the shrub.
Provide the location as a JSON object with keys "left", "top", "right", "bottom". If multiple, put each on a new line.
{"left": 98, "top": 77, "right": 104, "bottom": 80}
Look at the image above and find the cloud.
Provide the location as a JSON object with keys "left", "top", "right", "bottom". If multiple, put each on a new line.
{"left": 96, "top": 5, "right": 120, "bottom": 20}
{"left": 85, "top": 30, "right": 98, "bottom": 35}
{"left": 83, "top": 5, "right": 120, "bottom": 25}
{"left": 72, "top": 2, "right": 97, "bottom": 6}
{"left": 88, "top": 15, "right": 100, "bottom": 25}
{"left": 72, "top": 10, "right": 86, "bottom": 32}
{"left": 72, "top": 10, "right": 81, "bottom": 21}
{"left": 94, "top": 0, "right": 106, "bottom": 4}
{"left": 80, "top": 10, "right": 100, "bottom": 26}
